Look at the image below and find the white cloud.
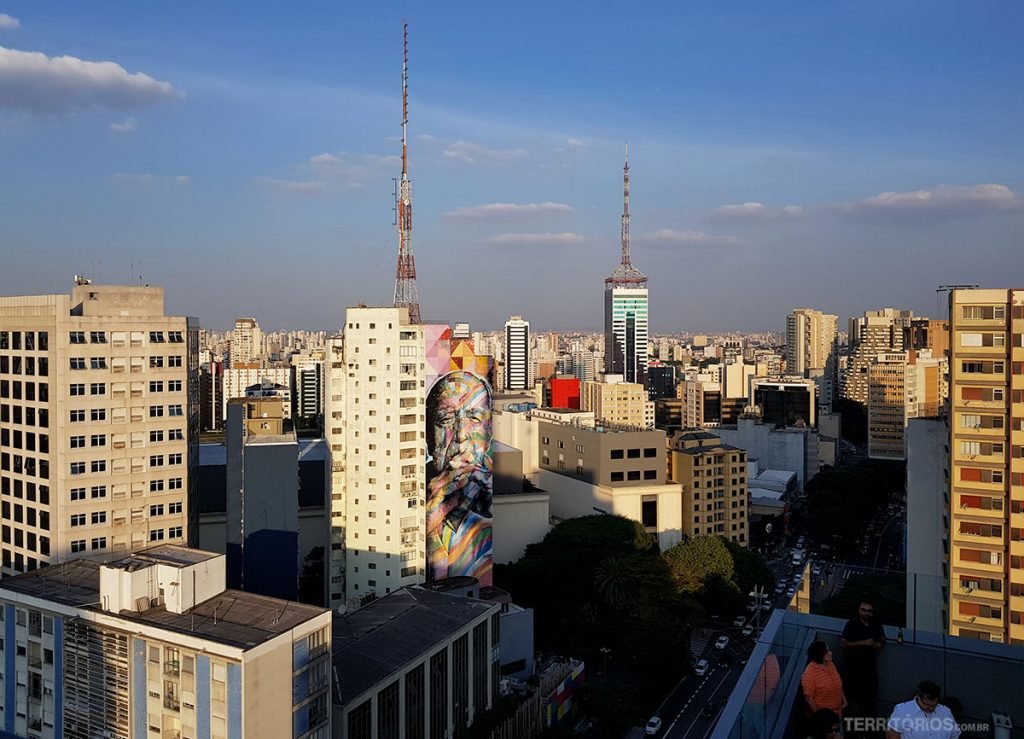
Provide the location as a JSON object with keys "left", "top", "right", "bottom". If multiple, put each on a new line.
{"left": 443, "top": 140, "right": 527, "bottom": 165}
{"left": 443, "top": 202, "right": 574, "bottom": 222}
{"left": 637, "top": 229, "right": 747, "bottom": 247}
{"left": 489, "top": 232, "right": 585, "bottom": 245}
{"left": 113, "top": 173, "right": 188, "bottom": 185}
{"left": 838, "top": 184, "right": 1022, "bottom": 222}
{"left": 708, "top": 202, "right": 805, "bottom": 222}
{"left": 0, "top": 46, "right": 180, "bottom": 113}
{"left": 566, "top": 138, "right": 586, "bottom": 148}
{"left": 0, "top": 13, "right": 20, "bottom": 29}
{"left": 109, "top": 117, "right": 136, "bottom": 133}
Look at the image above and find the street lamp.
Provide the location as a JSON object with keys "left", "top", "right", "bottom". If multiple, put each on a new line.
{"left": 599, "top": 647, "right": 611, "bottom": 676}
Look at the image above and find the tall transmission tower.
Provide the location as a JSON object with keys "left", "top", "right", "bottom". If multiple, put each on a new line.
{"left": 606, "top": 144, "right": 647, "bottom": 287}
{"left": 393, "top": 21, "right": 421, "bottom": 323}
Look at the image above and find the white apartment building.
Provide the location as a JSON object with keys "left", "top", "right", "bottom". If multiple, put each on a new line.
{"left": 0, "top": 284, "right": 198, "bottom": 575}
{"left": 222, "top": 366, "right": 291, "bottom": 421}
{"left": 325, "top": 307, "right": 426, "bottom": 610}
{"left": 581, "top": 376, "right": 654, "bottom": 429}
{"left": 786, "top": 308, "right": 839, "bottom": 408}
{"left": 291, "top": 352, "right": 325, "bottom": 420}
{"left": 503, "top": 316, "right": 530, "bottom": 391}
{"left": 0, "top": 545, "right": 331, "bottom": 739}
{"left": 229, "top": 318, "right": 262, "bottom": 367}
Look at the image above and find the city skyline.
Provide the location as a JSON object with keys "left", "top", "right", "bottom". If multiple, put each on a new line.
{"left": 2, "top": 3, "right": 1023, "bottom": 330}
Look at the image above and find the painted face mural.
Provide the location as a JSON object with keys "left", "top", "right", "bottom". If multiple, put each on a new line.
{"left": 425, "top": 370, "right": 494, "bottom": 585}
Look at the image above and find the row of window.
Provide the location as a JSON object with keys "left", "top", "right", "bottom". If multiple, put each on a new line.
{"left": 1, "top": 502, "right": 50, "bottom": 530}
{"left": 610, "top": 469, "right": 659, "bottom": 482}
{"left": 0, "top": 477, "right": 49, "bottom": 503}
{"left": 70, "top": 476, "right": 183, "bottom": 499}
{"left": 69, "top": 355, "right": 184, "bottom": 370}
{"left": 0, "top": 380, "right": 48, "bottom": 401}
{"left": 70, "top": 453, "right": 182, "bottom": 475}
{"left": 0, "top": 404, "right": 49, "bottom": 427}
{"left": 70, "top": 406, "right": 185, "bottom": 421}
{"left": 0, "top": 355, "right": 49, "bottom": 376}
{"left": 2, "top": 524, "right": 51, "bottom": 553}
{"left": 0, "top": 331, "right": 48, "bottom": 351}
{"left": 70, "top": 330, "right": 184, "bottom": 344}
{"left": 0, "top": 453, "right": 49, "bottom": 479}
{"left": 0, "top": 429, "right": 49, "bottom": 452}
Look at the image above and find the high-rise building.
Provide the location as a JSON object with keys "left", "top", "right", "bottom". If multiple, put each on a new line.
{"left": 581, "top": 376, "right": 654, "bottom": 428}
{"left": 292, "top": 351, "right": 325, "bottom": 421}
{"left": 947, "top": 288, "right": 1023, "bottom": 645}
{"left": 750, "top": 376, "right": 817, "bottom": 428}
{"left": 867, "top": 350, "right": 944, "bottom": 461}
{"left": 786, "top": 308, "right": 838, "bottom": 408}
{"left": 667, "top": 430, "right": 749, "bottom": 545}
{"left": 604, "top": 147, "right": 649, "bottom": 384}
{"left": 222, "top": 365, "right": 291, "bottom": 421}
{"left": 503, "top": 315, "right": 530, "bottom": 391}
{"left": 0, "top": 546, "right": 332, "bottom": 739}
{"left": 0, "top": 283, "right": 198, "bottom": 575}
{"left": 229, "top": 317, "right": 262, "bottom": 367}
{"left": 842, "top": 308, "right": 914, "bottom": 404}
{"left": 324, "top": 307, "right": 427, "bottom": 609}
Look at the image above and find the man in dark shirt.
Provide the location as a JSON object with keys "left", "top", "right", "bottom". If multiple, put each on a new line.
{"left": 841, "top": 600, "right": 886, "bottom": 716}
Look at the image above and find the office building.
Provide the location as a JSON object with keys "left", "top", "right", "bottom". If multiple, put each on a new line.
{"left": 786, "top": 308, "right": 838, "bottom": 407}
{"left": 292, "top": 351, "right": 325, "bottom": 422}
{"left": 842, "top": 308, "right": 914, "bottom": 404}
{"left": 645, "top": 362, "right": 677, "bottom": 400}
{"left": 324, "top": 307, "right": 427, "bottom": 609}
{"left": 867, "top": 350, "right": 943, "bottom": 461}
{"left": 503, "top": 316, "right": 530, "bottom": 391}
{"left": 548, "top": 377, "right": 581, "bottom": 409}
{"left": 225, "top": 397, "right": 299, "bottom": 600}
{"left": 0, "top": 283, "right": 198, "bottom": 575}
{"left": 749, "top": 376, "right": 817, "bottom": 428}
{"left": 229, "top": 317, "right": 262, "bottom": 367}
{"left": 0, "top": 545, "right": 332, "bottom": 739}
{"left": 199, "top": 359, "right": 224, "bottom": 431}
{"left": 947, "top": 288, "right": 1024, "bottom": 645}
{"left": 667, "top": 430, "right": 749, "bottom": 545}
{"left": 680, "top": 374, "right": 722, "bottom": 429}
{"left": 604, "top": 149, "right": 649, "bottom": 384}
{"left": 581, "top": 376, "right": 654, "bottom": 428}
{"left": 332, "top": 585, "right": 500, "bottom": 739}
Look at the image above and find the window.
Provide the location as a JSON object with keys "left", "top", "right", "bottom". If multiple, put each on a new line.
{"left": 70, "top": 462, "right": 85, "bottom": 475}
{"left": 90, "top": 537, "right": 107, "bottom": 550}
{"left": 150, "top": 504, "right": 165, "bottom": 517}
{"left": 641, "top": 496, "right": 658, "bottom": 528}
{"left": 91, "top": 511, "right": 106, "bottom": 524}
{"left": 150, "top": 455, "right": 165, "bottom": 467}
{"left": 90, "top": 434, "right": 106, "bottom": 447}
{"left": 70, "top": 435, "right": 86, "bottom": 449}
{"left": 167, "top": 379, "right": 183, "bottom": 392}
{"left": 610, "top": 471, "right": 625, "bottom": 482}
{"left": 70, "top": 487, "right": 86, "bottom": 501}
{"left": 70, "top": 539, "right": 86, "bottom": 553}
{"left": 149, "top": 381, "right": 164, "bottom": 393}
{"left": 90, "top": 408, "right": 105, "bottom": 421}
{"left": 89, "top": 331, "right": 106, "bottom": 344}
{"left": 168, "top": 477, "right": 183, "bottom": 490}
{"left": 149, "top": 331, "right": 165, "bottom": 343}
{"left": 70, "top": 383, "right": 86, "bottom": 396}
{"left": 149, "top": 529, "right": 165, "bottom": 541}
{"left": 168, "top": 428, "right": 183, "bottom": 441}
{"left": 168, "top": 331, "right": 184, "bottom": 343}
{"left": 90, "top": 357, "right": 107, "bottom": 370}
{"left": 168, "top": 404, "right": 183, "bottom": 417}
{"left": 168, "top": 526, "right": 182, "bottom": 539}
{"left": 627, "top": 448, "right": 641, "bottom": 459}
{"left": 90, "top": 486, "right": 106, "bottom": 499}
{"left": 168, "top": 453, "right": 182, "bottom": 465}
{"left": 644, "top": 469, "right": 658, "bottom": 480}
{"left": 90, "top": 460, "right": 106, "bottom": 473}
{"left": 150, "top": 480, "right": 164, "bottom": 492}
{"left": 610, "top": 449, "right": 624, "bottom": 460}
{"left": 168, "top": 355, "right": 182, "bottom": 368}
{"left": 150, "top": 356, "right": 164, "bottom": 368}
{"left": 70, "top": 409, "right": 85, "bottom": 423}
{"left": 69, "top": 331, "right": 86, "bottom": 344}
{"left": 150, "top": 406, "right": 164, "bottom": 417}
{"left": 644, "top": 448, "right": 658, "bottom": 458}
{"left": 169, "top": 501, "right": 182, "bottom": 514}
{"left": 70, "top": 514, "right": 85, "bottom": 527}
{"left": 627, "top": 470, "right": 641, "bottom": 481}
{"left": 69, "top": 357, "right": 86, "bottom": 370}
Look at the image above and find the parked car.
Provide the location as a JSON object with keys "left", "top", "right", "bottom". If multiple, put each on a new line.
{"left": 775, "top": 582, "right": 785, "bottom": 593}
{"left": 715, "top": 635, "right": 730, "bottom": 650}
{"left": 646, "top": 717, "right": 663, "bottom": 735}
{"left": 785, "top": 588, "right": 796, "bottom": 599}
{"left": 694, "top": 659, "right": 710, "bottom": 676}
{"left": 733, "top": 616, "right": 746, "bottom": 627}
{"left": 742, "top": 625, "right": 754, "bottom": 636}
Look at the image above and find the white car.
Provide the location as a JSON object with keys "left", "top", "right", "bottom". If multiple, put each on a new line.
{"left": 715, "top": 635, "right": 730, "bottom": 650}
{"left": 645, "top": 717, "right": 663, "bottom": 735}
{"left": 761, "top": 602, "right": 772, "bottom": 611}
{"left": 694, "top": 658, "right": 710, "bottom": 676}
{"left": 733, "top": 616, "right": 746, "bottom": 627}
{"left": 785, "top": 588, "right": 796, "bottom": 599}
{"left": 774, "top": 582, "right": 785, "bottom": 593}
{"left": 742, "top": 625, "right": 754, "bottom": 636}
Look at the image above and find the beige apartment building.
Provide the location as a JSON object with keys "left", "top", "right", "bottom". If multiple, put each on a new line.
{"left": 867, "top": 350, "right": 944, "bottom": 460}
{"left": 229, "top": 317, "right": 262, "bottom": 367}
{"left": 325, "top": 307, "right": 427, "bottom": 610}
{"left": 948, "top": 288, "right": 1024, "bottom": 646}
{"left": 842, "top": 308, "right": 914, "bottom": 404}
{"left": 581, "top": 376, "right": 654, "bottom": 428}
{"left": 667, "top": 430, "right": 749, "bottom": 545}
{"left": 0, "top": 284, "right": 198, "bottom": 576}
{"left": 787, "top": 308, "right": 838, "bottom": 407}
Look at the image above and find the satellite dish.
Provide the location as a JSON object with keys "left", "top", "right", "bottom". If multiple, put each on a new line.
{"left": 765, "top": 523, "right": 774, "bottom": 534}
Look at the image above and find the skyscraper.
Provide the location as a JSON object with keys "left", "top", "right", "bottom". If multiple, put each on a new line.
{"left": 947, "top": 288, "right": 1023, "bottom": 645}
{"left": 841, "top": 308, "right": 914, "bottom": 404}
{"left": 0, "top": 283, "right": 198, "bottom": 575}
{"left": 786, "top": 308, "right": 838, "bottom": 408}
{"left": 604, "top": 146, "right": 649, "bottom": 384}
{"left": 229, "top": 317, "right": 262, "bottom": 367}
{"left": 503, "top": 315, "right": 530, "bottom": 391}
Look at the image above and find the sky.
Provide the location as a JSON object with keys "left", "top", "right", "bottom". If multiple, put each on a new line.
{"left": 1, "top": 2, "right": 1022, "bottom": 332}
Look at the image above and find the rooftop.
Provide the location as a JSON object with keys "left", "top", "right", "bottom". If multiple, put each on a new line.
{"left": 332, "top": 586, "right": 498, "bottom": 706}
{"left": 712, "top": 610, "right": 1024, "bottom": 739}
{"left": 106, "top": 544, "right": 220, "bottom": 569}
{"left": 0, "top": 557, "right": 326, "bottom": 650}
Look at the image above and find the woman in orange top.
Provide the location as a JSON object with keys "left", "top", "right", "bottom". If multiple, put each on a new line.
{"left": 801, "top": 641, "right": 847, "bottom": 716}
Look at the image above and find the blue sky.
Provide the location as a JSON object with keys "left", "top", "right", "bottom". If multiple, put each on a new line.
{"left": 1, "top": 2, "right": 1022, "bottom": 331}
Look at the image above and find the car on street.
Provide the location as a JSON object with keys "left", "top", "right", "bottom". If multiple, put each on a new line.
{"left": 733, "top": 616, "right": 746, "bottom": 627}
{"left": 761, "top": 602, "right": 772, "bottom": 611}
{"left": 775, "top": 582, "right": 785, "bottom": 593}
{"left": 785, "top": 587, "right": 796, "bottom": 599}
{"left": 646, "top": 716, "right": 663, "bottom": 735}
{"left": 715, "top": 635, "right": 730, "bottom": 650}
{"left": 742, "top": 625, "right": 753, "bottom": 636}
{"left": 701, "top": 700, "right": 718, "bottom": 719}
{"left": 694, "top": 659, "right": 710, "bottom": 676}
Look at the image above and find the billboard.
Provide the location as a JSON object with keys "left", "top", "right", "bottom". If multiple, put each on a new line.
{"left": 424, "top": 326, "right": 495, "bottom": 586}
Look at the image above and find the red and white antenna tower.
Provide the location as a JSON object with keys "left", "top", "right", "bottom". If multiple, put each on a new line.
{"left": 606, "top": 143, "right": 647, "bottom": 287}
{"left": 393, "top": 21, "right": 421, "bottom": 323}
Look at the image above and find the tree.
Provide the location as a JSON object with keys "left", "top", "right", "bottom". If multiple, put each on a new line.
{"left": 725, "top": 540, "right": 775, "bottom": 595}
{"left": 662, "top": 536, "right": 734, "bottom": 593}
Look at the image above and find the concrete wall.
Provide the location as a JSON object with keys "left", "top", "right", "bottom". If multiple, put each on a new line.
{"left": 492, "top": 493, "right": 550, "bottom": 564}
{"left": 905, "top": 418, "right": 947, "bottom": 635}
{"left": 499, "top": 604, "right": 536, "bottom": 680}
